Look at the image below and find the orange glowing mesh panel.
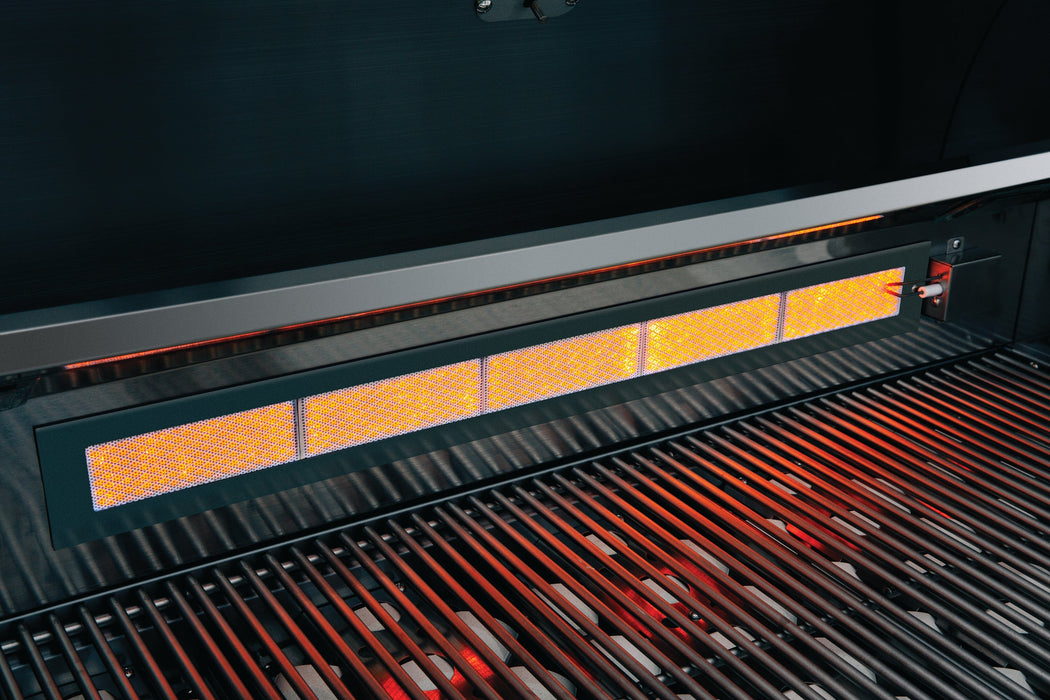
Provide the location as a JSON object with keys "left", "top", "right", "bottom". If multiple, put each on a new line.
{"left": 302, "top": 360, "right": 481, "bottom": 456}
{"left": 85, "top": 403, "right": 297, "bottom": 511}
{"left": 783, "top": 267, "right": 904, "bottom": 341}
{"left": 644, "top": 294, "right": 781, "bottom": 374}
{"left": 487, "top": 326, "right": 640, "bottom": 411}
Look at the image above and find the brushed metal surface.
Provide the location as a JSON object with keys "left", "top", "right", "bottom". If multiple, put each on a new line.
{"left": 2, "top": 153, "right": 1049, "bottom": 377}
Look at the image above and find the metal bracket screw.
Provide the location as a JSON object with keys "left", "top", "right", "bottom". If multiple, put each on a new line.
{"left": 947, "top": 237, "right": 964, "bottom": 254}
{"left": 527, "top": 0, "right": 548, "bottom": 23}
{"left": 475, "top": 0, "right": 574, "bottom": 23}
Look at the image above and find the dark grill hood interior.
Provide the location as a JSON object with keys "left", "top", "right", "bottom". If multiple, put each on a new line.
{"left": 3, "top": 0, "right": 1050, "bottom": 315}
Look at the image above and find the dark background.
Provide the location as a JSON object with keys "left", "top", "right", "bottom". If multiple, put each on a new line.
{"left": 2, "top": 0, "right": 1048, "bottom": 314}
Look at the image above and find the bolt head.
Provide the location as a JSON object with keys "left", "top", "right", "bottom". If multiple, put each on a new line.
{"left": 951, "top": 239, "right": 962, "bottom": 249}
{"left": 475, "top": 0, "right": 493, "bottom": 12}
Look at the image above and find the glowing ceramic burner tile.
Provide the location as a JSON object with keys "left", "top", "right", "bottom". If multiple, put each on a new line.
{"left": 644, "top": 295, "right": 781, "bottom": 374}
{"left": 782, "top": 268, "right": 904, "bottom": 340}
{"left": 303, "top": 360, "right": 481, "bottom": 456}
{"left": 86, "top": 403, "right": 297, "bottom": 511}
{"left": 79, "top": 264, "right": 911, "bottom": 519}
{"left": 487, "top": 326, "right": 640, "bottom": 411}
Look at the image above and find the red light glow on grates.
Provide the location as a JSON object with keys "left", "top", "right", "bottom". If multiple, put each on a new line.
{"left": 782, "top": 268, "right": 904, "bottom": 341}
{"left": 85, "top": 403, "right": 297, "bottom": 511}
{"left": 486, "top": 326, "right": 640, "bottom": 411}
{"left": 302, "top": 361, "right": 482, "bottom": 456}
{"left": 644, "top": 295, "right": 781, "bottom": 374}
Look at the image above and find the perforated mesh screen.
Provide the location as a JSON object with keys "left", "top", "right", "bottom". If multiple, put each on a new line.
{"left": 85, "top": 403, "right": 297, "bottom": 511}
{"left": 783, "top": 268, "right": 904, "bottom": 340}
{"left": 302, "top": 360, "right": 482, "bottom": 456}
{"left": 487, "top": 326, "right": 640, "bottom": 411}
{"left": 79, "top": 266, "right": 907, "bottom": 513}
{"left": 644, "top": 294, "right": 781, "bottom": 374}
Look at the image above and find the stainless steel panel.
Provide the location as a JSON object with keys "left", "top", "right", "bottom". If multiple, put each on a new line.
{"left": 2, "top": 152, "right": 1049, "bottom": 377}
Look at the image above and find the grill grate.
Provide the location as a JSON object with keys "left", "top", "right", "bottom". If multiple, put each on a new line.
{"left": 4, "top": 350, "right": 1050, "bottom": 699}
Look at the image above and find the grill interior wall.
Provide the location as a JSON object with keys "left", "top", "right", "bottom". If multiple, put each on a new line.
{"left": 1, "top": 202, "right": 1037, "bottom": 619}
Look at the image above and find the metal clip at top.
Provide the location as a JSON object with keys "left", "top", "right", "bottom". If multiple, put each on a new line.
{"left": 475, "top": 0, "right": 579, "bottom": 23}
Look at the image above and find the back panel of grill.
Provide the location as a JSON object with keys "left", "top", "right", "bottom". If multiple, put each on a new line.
{"left": 4, "top": 348, "right": 1050, "bottom": 699}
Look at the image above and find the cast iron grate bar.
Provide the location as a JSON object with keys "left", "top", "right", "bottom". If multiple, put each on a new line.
{"left": 3, "top": 349, "right": 1050, "bottom": 698}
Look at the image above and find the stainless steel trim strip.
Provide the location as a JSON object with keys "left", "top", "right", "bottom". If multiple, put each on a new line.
{"left": 3, "top": 151, "right": 1050, "bottom": 376}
